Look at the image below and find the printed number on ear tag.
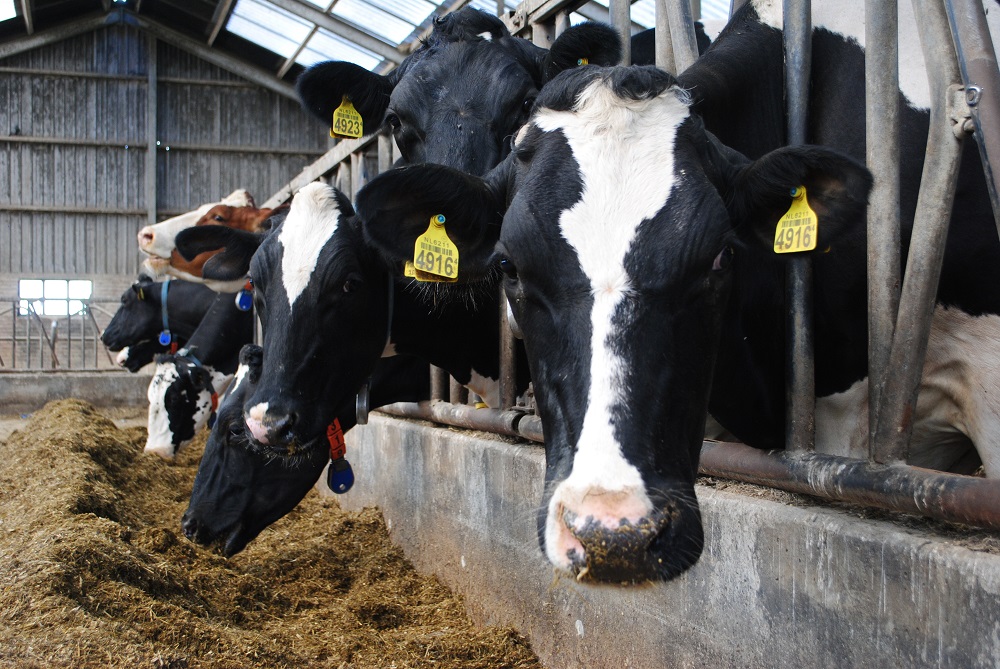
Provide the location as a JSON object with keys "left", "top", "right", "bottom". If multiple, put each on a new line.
{"left": 158, "top": 330, "right": 172, "bottom": 346}
{"left": 327, "top": 458, "right": 355, "bottom": 494}
{"left": 330, "top": 95, "right": 363, "bottom": 139}
{"left": 773, "top": 185, "right": 818, "bottom": 254}
{"left": 412, "top": 214, "right": 460, "bottom": 282}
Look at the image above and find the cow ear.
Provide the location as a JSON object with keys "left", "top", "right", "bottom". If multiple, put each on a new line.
{"left": 356, "top": 162, "right": 508, "bottom": 283}
{"left": 727, "top": 145, "right": 873, "bottom": 252}
{"left": 542, "top": 22, "right": 623, "bottom": 81}
{"left": 296, "top": 61, "right": 393, "bottom": 134}
{"left": 174, "top": 225, "right": 264, "bottom": 282}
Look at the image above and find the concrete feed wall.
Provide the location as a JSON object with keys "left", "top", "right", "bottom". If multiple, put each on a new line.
{"left": 336, "top": 414, "right": 1000, "bottom": 669}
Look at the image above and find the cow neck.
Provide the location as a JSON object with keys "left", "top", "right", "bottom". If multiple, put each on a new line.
{"left": 159, "top": 279, "right": 178, "bottom": 354}
{"left": 179, "top": 349, "right": 220, "bottom": 426}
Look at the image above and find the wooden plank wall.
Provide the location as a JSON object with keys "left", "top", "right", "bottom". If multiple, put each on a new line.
{"left": 0, "top": 23, "right": 330, "bottom": 300}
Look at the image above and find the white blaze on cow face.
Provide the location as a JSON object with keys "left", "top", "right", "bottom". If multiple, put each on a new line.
{"left": 531, "top": 79, "right": 691, "bottom": 568}
{"left": 138, "top": 189, "right": 252, "bottom": 263}
{"left": 277, "top": 183, "right": 343, "bottom": 310}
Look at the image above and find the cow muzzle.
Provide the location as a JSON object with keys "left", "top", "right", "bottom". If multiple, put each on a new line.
{"left": 244, "top": 403, "right": 309, "bottom": 454}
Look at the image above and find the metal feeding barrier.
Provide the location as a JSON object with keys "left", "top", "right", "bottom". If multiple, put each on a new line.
{"left": 0, "top": 298, "right": 119, "bottom": 371}
{"left": 264, "top": 0, "right": 1000, "bottom": 530}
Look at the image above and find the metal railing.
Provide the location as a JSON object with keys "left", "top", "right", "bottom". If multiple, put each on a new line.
{"left": 263, "top": 0, "right": 1000, "bottom": 531}
{"left": 0, "top": 298, "right": 120, "bottom": 371}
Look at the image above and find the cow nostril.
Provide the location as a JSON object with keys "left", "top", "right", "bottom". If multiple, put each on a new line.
{"left": 181, "top": 513, "right": 198, "bottom": 541}
{"left": 138, "top": 228, "right": 154, "bottom": 247}
{"left": 560, "top": 507, "right": 669, "bottom": 583}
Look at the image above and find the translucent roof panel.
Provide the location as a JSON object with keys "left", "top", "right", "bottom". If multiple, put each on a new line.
{"left": 367, "top": 0, "right": 439, "bottom": 25}
{"left": 228, "top": 0, "right": 314, "bottom": 59}
{"left": 467, "top": 0, "right": 519, "bottom": 16}
{"left": 298, "top": 28, "right": 382, "bottom": 70}
{"left": 0, "top": 1, "right": 16, "bottom": 23}
{"left": 332, "top": 0, "right": 418, "bottom": 44}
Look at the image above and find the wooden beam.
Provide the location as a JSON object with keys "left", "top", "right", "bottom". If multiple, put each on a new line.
{"left": 262, "top": 135, "right": 377, "bottom": 208}
{"left": 207, "top": 0, "right": 236, "bottom": 46}
{"left": 266, "top": 0, "right": 405, "bottom": 65}
{"left": 146, "top": 36, "right": 157, "bottom": 227}
{"left": 123, "top": 13, "right": 297, "bottom": 99}
{"left": 0, "top": 13, "right": 111, "bottom": 60}
{"left": 19, "top": 0, "right": 33, "bottom": 35}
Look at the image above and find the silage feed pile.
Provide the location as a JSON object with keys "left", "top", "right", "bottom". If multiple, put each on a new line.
{"left": 0, "top": 400, "right": 540, "bottom": 669}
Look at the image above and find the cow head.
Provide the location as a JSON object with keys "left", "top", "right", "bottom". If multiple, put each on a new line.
{"left": 358, "top": 65, "right": 871, "bottom": 583}
{"left": 182, "top": 347, "right": 431, "bottom": 556}
{"left": 101, "top": 277, "right": 217, "bottom": 356}
{"left": 296, "top": 8, "right": 622, "bottom": 176}
{"left": 145, "top": 351, "right": 231, "bottom": 460}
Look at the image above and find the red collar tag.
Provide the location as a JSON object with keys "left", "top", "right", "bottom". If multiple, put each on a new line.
{"left": 327, "top": 418, "right": 347, "bottom": 460}
{"left": 210, "top": 392, "right": 219, "bottom": 412}
{"left": 169, "top": 341, "right": 179, "bottom": 354}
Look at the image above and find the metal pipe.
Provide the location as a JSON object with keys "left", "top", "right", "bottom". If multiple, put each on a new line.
{"left": 499, "top": 287, "right": 518, "bottom": 410}
{"left": 700, "top": 440, "right": 1000, "bottom": 530}
{"left": 430, "top": 366, "right": 450, "bottom": 402}
{"left": 609, "top": 0, "right": 631, "bottom": 66}
{"left": 873, "top": 0, "right": 965, "bottom": 463}
{"left": 655, "top": 0, "right": 676, "bottom": 71}
{"left": 377, "top": 402, "right": 531, "bottom": 440}
{"left": 944, "top": 0, "right": 1000, "bottom": 231}
{"left": 666, "top": 0, "right": 700, "bottom": 73}
{"left": 783, "top": 0, "right": 815, "bottom": 452}
{"left": 865, "top": 0, "right": 901, "bottom": 453}
{"left": 449, "top": 377, "right": 469, "bottom": 405}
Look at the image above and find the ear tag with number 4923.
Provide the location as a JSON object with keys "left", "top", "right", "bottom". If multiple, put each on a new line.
{"left": 412, "top": 214, "right": 460, "bottom": 282}
{"left": 330, "top": 95, "right": 363, "bottom": 139}
{"left": 773, "top": 185, "right": 818, "bottom": 254}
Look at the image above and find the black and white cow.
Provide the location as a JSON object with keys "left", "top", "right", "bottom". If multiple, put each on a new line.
{"left": 355, "top": 4, "right": 1000, "bottom": 584}
{"left": 174, "top": 181, "right": 529, "bottom": 457}
{"left": 296, "top": 8, "right": 622, "bottom": 177}
{"left": 145, "top": 290, "right": 255, "bottom": 459}
{"left": 181, "top": 345, "right": 430, "bottom": 556}
{"left": 101, "top": 276, "right": 217, "bottom": 372}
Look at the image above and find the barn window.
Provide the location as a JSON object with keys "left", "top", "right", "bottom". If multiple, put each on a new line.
{"left": 18, "top": 279, "right": 93, "bottom": 317}
{"left": 0, "top": 2, "right": 16, "bottom": 23}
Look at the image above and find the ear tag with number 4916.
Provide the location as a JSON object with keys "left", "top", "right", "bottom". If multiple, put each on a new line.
{"left": 412, "top": 214, "right": 460, "bottom": 282}
{"left": 773, "top": 185, "right": 818, "bottom": 254}
{"left": 330, "top": 95, "right": 363, "bottom": 139}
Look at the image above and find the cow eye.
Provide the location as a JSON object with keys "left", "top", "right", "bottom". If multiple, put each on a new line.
{"left": 521, "top": 97, "right": 536, "bottom": 115}
{"left": 213, "top": 214, "right": 225, "bottom": 222}
{"left": 343, "top": 280, "right": 355, "bottom": 293}
{"left": 386, "top": 113, "right": 401, "bottom": 130}
{"left": 712, "top": 246, "right": 734, "bottom": 272}
{"left": 498, "top": 256, "right": 518, "bottom": 279}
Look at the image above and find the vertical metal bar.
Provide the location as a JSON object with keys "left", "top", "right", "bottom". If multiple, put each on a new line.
{"left": 865, "top": 0, "right": 901, "bottom": 454}
{"left": 430, "top": 366, "right": 450, "bottom": 401}
{"left": 730, "top": 0, "right": 750, "bottom": 18}
{"left": 499, "top": 286, "right": 517, "bottom": 410}
{"left": 610, "top": 0, "right": 631, "bottom": 66}
{"left": 691, "top": 0, "right": 700, "bottom": 20}
{"left": 666, "top": 0, "right": 700, "bottom": 73}
{"left": 873, "top": 0, "right": 966, "bottom": 463}
{"left": 146, "top": 37, "right": 157, "bottom": 226}
{"left": 449, "top": 377, "right": 469, "bottom": 405}
{"left": 655, "top": 0, "right": 676, "bottom": 71}
{"left": 944, "top": 0, "right": 1000, "bottom": 231}
{"left": 783, "top": 0, "right": 815, "bottom": 453}
{"left": 378, "top": 130, "right": 393, "bottom": 175}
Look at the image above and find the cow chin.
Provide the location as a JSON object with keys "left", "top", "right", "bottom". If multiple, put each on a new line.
{"left": 243, "top": 424, "right": 326, "bottom": 461}
{"left": 541, "top": 478, "right": 704, "bottom": 584}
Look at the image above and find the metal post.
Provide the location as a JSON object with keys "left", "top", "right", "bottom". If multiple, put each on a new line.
{"left": 729, "top": 0, "right": 750, "bottom": 18}
{"left": 610, "top": 0, "right": 631, "bottom": 67}
{"left": 430, "top": 366, "right": 450, "bottom": 402}
{"left": 944, "top": 0, "right": 1000, "bottom": 231}
{"left": 865, "top": 0, "right": 901, "bottom": 454}
{"left": 655, "top": 0, "right": 676, "bottom": 71}
{"left": 873, "top": 0, "right": 966, "bottom": 463}
{"left": 783, "top": 0, "right": 815, "bottom": 453}
{"left": 499, "top": 288, "right": 518, "bottom": 410}
{"left": 666, "top": 0, "right": 700, "bottom": 73}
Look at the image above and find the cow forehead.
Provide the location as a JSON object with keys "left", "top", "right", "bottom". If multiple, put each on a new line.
{"left": 275, "top": 183, "right": 343, "bottom": 310}
{"left": 530, "top": 79, "right": 691, "bottom": 280}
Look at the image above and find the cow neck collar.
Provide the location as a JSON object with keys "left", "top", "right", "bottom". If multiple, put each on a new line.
{"left": 159, "top": 278, "right": 177, "bottom": 354}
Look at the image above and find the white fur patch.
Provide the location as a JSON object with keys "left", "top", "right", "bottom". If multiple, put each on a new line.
{"left": 532, "top": 79, "right": 690, "bottom": 564}
{"left": 145, "top": 361, "right": 179, "bottom": 459}
{"left": 277, "top": 182, "right": 343, "bottom": 310}
{"left": 477, "top": 31, "right": 492, "bottom": 41}
{"left": 466, "top": 371, "right": 500, "bottom": 409}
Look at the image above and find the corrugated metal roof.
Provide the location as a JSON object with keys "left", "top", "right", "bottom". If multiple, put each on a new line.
{"left": 0, "top": 0, "right": 731, "bottom": 83}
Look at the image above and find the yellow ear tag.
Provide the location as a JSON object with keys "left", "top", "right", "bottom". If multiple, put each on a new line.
{"left": 773, "top": 185, "right": 818, "bottom": 254}
{"left": 577, "top": 57, "right": 589, "bottom": 66}
{"left": 330, "top": 95, "right": 363, "bottom": 139}
{"left": 403, "top": 261, "right": 416, "bottom": 277}
{"left": 412, "top": 214, "right": 460, "bottom": 282}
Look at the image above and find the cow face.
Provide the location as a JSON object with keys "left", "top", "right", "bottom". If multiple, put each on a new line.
{"left": 296, "top": 8, "right": 622, "bottom": 176}
{"left": 358, "top": 65, "right": 871, "bottom": 583}
{"left": 101, "top": 278, "right": 216, "bottom": 355}
{"left": 146, "top": 353, "right": 231, "bottom": 460}
{"left": 242, "top": 183, "right": 388, "bottom": 457}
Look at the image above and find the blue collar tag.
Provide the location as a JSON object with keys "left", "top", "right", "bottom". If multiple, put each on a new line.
{"left": 158, "top": 329, "right": 172, "bottom": 346}
{"left": 235, "top": 278, "right": 254, "bottom": 311}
